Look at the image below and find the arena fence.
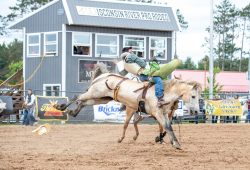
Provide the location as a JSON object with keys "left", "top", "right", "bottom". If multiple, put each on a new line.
{"left": 1, "top": 89, "right": 250, "bottom": 124}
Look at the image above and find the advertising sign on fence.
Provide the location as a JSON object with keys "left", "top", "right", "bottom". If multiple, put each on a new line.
{"left": 93, "top": 101, "right": 131, "bottom": 123}
{"left": 0, "top": 96, "right": 13, "bottom": 115}
{"left": 36, "top": 96, "right": 68, "bottom": 121}
{"left": 174, "top": 100, "right": 184, "bottom": 117}
{"left": 205, "top": 99, "right": 242, "bottom": 116}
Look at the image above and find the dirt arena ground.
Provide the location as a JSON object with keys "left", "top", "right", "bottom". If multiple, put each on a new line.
{"left": 1, "top": 124, "right": 250, "bottom": 170}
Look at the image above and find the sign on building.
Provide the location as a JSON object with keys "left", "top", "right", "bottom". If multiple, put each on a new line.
{"left": 79, "top": 60, "right": 116, "bottom": 82}
{"left": 76, "top": 6, "right": 171, "bottom": 22}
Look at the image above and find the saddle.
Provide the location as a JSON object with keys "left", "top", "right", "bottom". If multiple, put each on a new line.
{"left": 133, "top": 82, "right": 154, "bottom": 114}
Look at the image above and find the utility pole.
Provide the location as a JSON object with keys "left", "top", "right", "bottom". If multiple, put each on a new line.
{"left": 209, "top": 0, "right": 214, "bottom": 100}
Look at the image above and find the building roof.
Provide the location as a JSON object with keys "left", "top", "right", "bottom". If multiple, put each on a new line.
{"left": 173, "top": 70, "right": 249, "bottom": 92}
{"left": 9, "top": 0, "right": 179, "bottom": 31}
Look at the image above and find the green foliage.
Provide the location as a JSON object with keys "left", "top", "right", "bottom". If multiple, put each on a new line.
{"left": 178, "top": 57, "right": 197, "bottom": 70}
{"left": 197, "top": 55, "right": 249, "bottom": 72}
{"left": 176, "top": 9, "right": 188, "bottom": 29}
{"left": 0, "top": 39, "right": 23, "bottom": 81}
{"left": 203, "top": 67, "right": 223, "bottom": 99}
{"left": 5, "top": 61, "right": 23, "bottom": 79}
{"left": 0, "top": 0, "right": 52, "bottom": 35}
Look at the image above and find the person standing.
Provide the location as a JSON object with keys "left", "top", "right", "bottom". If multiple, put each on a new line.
{"left": 23, "top": 89, "right": 36, "bottom": 125}
{"left": 246, "top": 99, "right": 250, "bottom": 123}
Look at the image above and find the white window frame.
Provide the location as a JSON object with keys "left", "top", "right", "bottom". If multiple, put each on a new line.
{"left": 43, "top": 84, "right": 61, "bottom": 97}
{"left": 72, "top": 32, "right": 92, "bottom": 57}
{"left": 44, "top": 32, "right": 58, "bottom": 56}
{"left": 95, "top": 33, "right": 119, "bottom": 58}
{"left": 123, "top": 35, "right": 146, "bottom": 59}
{"left": 27, "top": 33, "right": 40, "bottom": 57}
{"left": 149, "top": 36, "right": 167, "bottom": 60}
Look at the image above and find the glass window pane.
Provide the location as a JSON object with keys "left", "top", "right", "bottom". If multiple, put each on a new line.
{"left": 29, "top": 35, "right": 39, "bottom": 44}
{"left": 45, "top": 86, "right": 52, "bottom": 96}
{"left": 45, "top": 34, "right": 56, "bottom": 42}
{"left": 28, "top": 46, "right": 39, "bottom": 55}
{"left": 96, "top": 46, "right": 117, "bottom": 56}
{"left": 53, "top": 86, "right": 60, "bottom": 96}
{"left": 97, "top": 35, "right": 117, "bottom": 45}
{"left": 73, "top": 34, "right": 90, "bottom": 44}
{"left": 79, "top": 60, "right": 97, "bottom": 82}
{"left": 73, "top": 45, "right": 90, "bottom": 55}
{"left": 125, "top": 37, "right": 144, "bottom": 47}
{"left": 45, "top": 44, "right": 56, "bottom": 53}
{"left": 150, "top": 49, "right": 166, "bottom": 59}
{"left": 151, "top": 38, "right": 165, "bottom": 48}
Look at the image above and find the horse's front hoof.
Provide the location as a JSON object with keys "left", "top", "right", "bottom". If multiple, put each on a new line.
{"left": 155, "top": 136, "right": 160, "bottom": 143}
{"left": 133, "top": 135, "right": 138, "bottom": 141}
{"left": 172, "top": 141, "right": 181, "bottom": 150}
{"left": 117, "top": 137, "right": 124, "bottom": 143}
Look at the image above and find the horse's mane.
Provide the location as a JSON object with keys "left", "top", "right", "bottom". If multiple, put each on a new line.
{"left": 163, "top": 79, "right": 202, "bottom": 92}
{"left": 92, "top": 62, "right": 109, "bottom": 81}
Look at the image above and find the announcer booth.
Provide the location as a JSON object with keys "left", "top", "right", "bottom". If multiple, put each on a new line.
{"left": 9, "top": 0, "right": 179, "bottom": 121}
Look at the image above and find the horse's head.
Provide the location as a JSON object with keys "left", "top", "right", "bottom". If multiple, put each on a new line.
{"left": 182, "top": 81, "right": 202, "bottom": 115}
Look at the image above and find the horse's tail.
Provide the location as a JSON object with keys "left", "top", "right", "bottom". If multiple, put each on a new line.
{"left": 92, "top": 62, "right": 109, "bottom": 80}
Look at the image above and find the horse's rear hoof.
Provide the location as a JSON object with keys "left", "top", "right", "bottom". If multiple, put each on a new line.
{"left": 54, "top": 104, "right": 67, "bottom": 111}
{"left": 172, "top": 141, "right": 181, "bottom": 150}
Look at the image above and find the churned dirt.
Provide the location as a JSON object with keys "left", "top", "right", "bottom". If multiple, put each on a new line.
{"left": 0, "top": 123, "right": 250, "bottom": 170}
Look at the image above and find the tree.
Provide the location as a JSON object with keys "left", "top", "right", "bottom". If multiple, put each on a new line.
{"left": 197, "top": 55, "right": 209, "bottom": 70}
{"left": 214, "top": 0, "right": 238, "bottom": 71}
{"left": 0, "top": 39, "right": 23, "bottom": 81}
{"left": 178, "top": 57, "right": 197, "bottom": 70}
{"left": 203, "top": 67, "right": 223, "bottom": 99}
{"left": 0, "top": 0, "right": 52, "bottom": 35}
{"left": 174, "top": 9, "right": 188, "bottom": 59}
{"left": 239, "top": 3, "right": 250, "bottom": 71}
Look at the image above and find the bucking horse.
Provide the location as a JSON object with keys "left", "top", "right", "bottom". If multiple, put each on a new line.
{"left": 54, "top": 63, "right": 201, "bottom": 149}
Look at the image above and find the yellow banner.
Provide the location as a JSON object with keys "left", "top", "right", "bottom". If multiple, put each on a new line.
{"left": 205, "top": 99, "right": 242, "bottom": 116}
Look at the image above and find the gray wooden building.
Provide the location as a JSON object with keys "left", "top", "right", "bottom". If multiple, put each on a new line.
{"left": 9, "top": 0, "right": 179, "bottom": 98}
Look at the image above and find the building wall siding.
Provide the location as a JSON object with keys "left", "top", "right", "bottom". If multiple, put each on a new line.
{"left": 25, "top": 32, "right": 62, "bottom": 95}
{"left": 67, "top": 25, "right": 172, "bottom": 37}
{"left": 12, "top": 1, "right": 68, "bottom": 33}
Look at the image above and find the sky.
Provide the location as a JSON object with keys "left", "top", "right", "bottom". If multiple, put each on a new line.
{"left": 0, "top": 0, "right": 249, "bottom": 64}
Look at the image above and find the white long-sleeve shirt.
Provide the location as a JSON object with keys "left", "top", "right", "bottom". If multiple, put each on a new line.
{"left": 25, "top": 94, "right": 36, "bottom": 109}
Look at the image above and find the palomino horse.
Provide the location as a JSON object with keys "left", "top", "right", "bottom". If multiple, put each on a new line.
{"left": 55, "top": 63, "right": 201, "bottom": 149}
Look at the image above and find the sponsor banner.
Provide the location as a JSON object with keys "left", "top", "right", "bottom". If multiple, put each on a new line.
{"left": 36, "top": 96, "right": 68, "bottom": 121}
{"left": 0, "top": 96, "right": 13, "bottom": 115}
{"left": 205, "top": 99, "right": 242, "bottom": 116}
{"left": 76, "top": 6, "right": 170, "bottom": 22}
{"left": 174, "top": 100, "right": 184, "bottom": 117}
{"left": 93, "top": 101, "right": 131, "bottom": 123}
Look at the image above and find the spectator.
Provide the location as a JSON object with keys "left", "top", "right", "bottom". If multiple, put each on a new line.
{"left": 246, "top": 99, "right": 250, "bottom": 123}
{"left": 22, "top": 89, "right": 37, "bottom": 126}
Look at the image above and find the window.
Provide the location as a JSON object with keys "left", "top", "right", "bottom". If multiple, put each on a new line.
{"left": 124, "top": 36, "right": 145, "bottom": 58}
{"left": 27, "top": 34, "right": 40, "bottom": 56}
{"left": 150, "top": 37, "right": 167, "bottom": 60}
{"left": 95, "top": 34, "right": 118, "bottom": 58}
{"left": 43, "top": 84, "right": 61, "bottom": 96}
{"left": 78, "top": 60, "right": 116, "bottom": 83}
{"left": 44, "top": 32, "right": 58, "bottom": 56}
{"left": 72, "top": 32, "right": 91, "bottom": 56}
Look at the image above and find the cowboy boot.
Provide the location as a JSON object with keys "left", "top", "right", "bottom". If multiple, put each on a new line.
{"left": 157, "top": 95, "right": 165, "bottom": 107}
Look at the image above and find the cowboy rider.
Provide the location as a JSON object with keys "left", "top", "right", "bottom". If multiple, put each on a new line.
{"left": 120, "top": 47, "right": 165, "bottom": 107}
